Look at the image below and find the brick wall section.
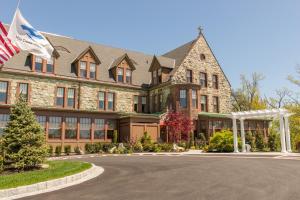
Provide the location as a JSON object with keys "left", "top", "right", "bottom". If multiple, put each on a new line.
{"left": 171, "top": 35, "right": 232, "bottom": 113}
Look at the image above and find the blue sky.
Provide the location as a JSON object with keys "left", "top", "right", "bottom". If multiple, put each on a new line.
{"left": 1, "top": 0, "right": 299, "bottom": 97}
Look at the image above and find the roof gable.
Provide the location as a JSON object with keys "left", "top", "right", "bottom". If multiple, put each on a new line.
{"left": 109, "top": 53, "right": 136, "bottom": 70}
{"left": 72, "top": 46, "right": 101, "bottom": 64}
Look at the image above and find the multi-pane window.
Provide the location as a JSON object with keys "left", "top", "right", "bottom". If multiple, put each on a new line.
{"left": 94, "top": 119, "right": 105, "bottom": 139}
{"left": 126, "top": 70, "right": 131, "bottom": 83}
{"left": 48, "top": 116, "right": 62, "bottom": 139}
{"left": 106, "top": 119, "right": 116, "bottom": 139}
{"left": 80, "top": 61, "right": 87, "bottom": 78}
{"left": 98, "top": 92, "right": 105, "bottom": 109}
{"left": 179, "top": 89, "right": 187, "bottom": 108}
{"left": 201, "top": 95, "right": 208, "bottom": 112}
{"left": 213, "top": 96, "right": 219, "bottom": 113}
{"left": 200, "top": 72, "right": 207, "bottom": 88}
{"left": 186, "top": 70, "right": 192, "bottom": 83}
{"left": 35, "top": 56, "right": 43, "bottom": 72}
{"left": 133, "top": 96, "right": 138, "bottom": 112}
{"left": 158, "top": 68, "right": 162, "bottom": 83}
{"left": 80, "top": 118, "right": 91, "bottom": 139}
{"left": 56, "top": 87, "right": 65, "bottom": 107}
{"left": 107, "top": 93, "right": 114, "bottom": 110}
{"left": 90, "top": 63, "right": 96, "bottom": 79}
{"left": 36, "top": 115, "right": 46, "bottom": 131}
{"left": 212, "top": 75, "right": 218, "bottom": 89}
{"left": 141, "top": 97, "right": 147, "bottom": 113}
{"left": 0, "top": 114, "right": 9, "bottom": 136}
{"left": 67, "top": 88, "right": 75, "bottom": 108}
{"left": 192, "top": 89, "right": 197, "bottom": 108}
{"left": 65, "top": 117, "right": 77, "bottom": 139}
{"left": 19, "top": 83, "right": 28, "bottom": 100}
{"left": 152, "top": 71, "right": 157, "bottom": 85}
{"left": 46, "top": 57, "right": 54, "bottom": 73}
{"left": 117, "top": 68, "right": 123, "bottom": 82}
{"left": 0, "top": 81, "right": 8, "bottom": 104}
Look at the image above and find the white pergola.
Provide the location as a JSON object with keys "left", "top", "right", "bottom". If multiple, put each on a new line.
{"left": 230, "top": 108, "right": 292, "bottom": 153}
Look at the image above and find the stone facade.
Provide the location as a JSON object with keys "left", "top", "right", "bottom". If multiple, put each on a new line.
{"left": 171, "top": 35, "right": 232, "bottom": 114}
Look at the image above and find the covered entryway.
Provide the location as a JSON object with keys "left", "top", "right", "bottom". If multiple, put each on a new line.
{"left": 230, "top": 109, "right": 292, "bottom": 153}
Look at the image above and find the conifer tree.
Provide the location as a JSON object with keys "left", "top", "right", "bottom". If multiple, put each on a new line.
{"left": 1, "top": 97, "right": 47, "bottom": 170}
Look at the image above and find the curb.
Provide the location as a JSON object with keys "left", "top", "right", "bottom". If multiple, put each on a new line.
{"left": 0, "top": 163, "right": 104, "bottom": 200}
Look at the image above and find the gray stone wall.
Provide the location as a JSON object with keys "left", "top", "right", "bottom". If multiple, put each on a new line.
{"left": 171, "top": 35, "right": 232, "bottom": 113}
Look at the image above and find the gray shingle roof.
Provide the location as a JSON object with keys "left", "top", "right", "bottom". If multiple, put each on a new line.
{"left": 2, "top": 25, "right": 175, "bottom": 87}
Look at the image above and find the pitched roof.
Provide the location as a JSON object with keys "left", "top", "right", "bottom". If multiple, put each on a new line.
{"left": 162, "top": 39, "right": 196, "bottom": 66}
{"left": 2, "top": 24, "right": 175, "bottom": 87}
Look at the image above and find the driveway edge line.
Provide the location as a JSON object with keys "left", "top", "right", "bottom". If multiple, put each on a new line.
{"left": 0, "top": 163, "right": 104, "bottom": 200}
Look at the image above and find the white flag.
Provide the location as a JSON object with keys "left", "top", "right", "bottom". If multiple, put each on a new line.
{"left": 8, "top": 8, "right": 53, "bottom": 60}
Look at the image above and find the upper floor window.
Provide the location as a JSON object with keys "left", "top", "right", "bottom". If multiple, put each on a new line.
{"left": 98, "top": 91, "right": 105, "bottom": 110}
{"left": 179, "top": 89, "right": 187, "bottom": 108}
{"left": 35, "top": 56, "right": 43, "bottom": 72}
{"left": 152, "top": 71, "right": 157, "bottom": 85}
{"left": 201, "top": 95, "right": 208, "bottom": 112}
{"left": 80, "top": 61, "right": 87, "bottom": 78}
{"left": 18, "top": 83, "right": 28, "bottom": 101}
{"left": 141, "top": 96, "right": 147, "bottom": 113}
{"left": 133, "top": 96, "right": 138, "bottom": 112}
{"left": 56, "top": 87, "right": 65, "bottom": 107}
{"left": 213, "top": 96, "right": 219, "bottom": 113}
{"left": 192, "top": 89, "right": 197, "bottom": 108}
{"left": 200, "top": 72, "right": 207, "bottom": 88}
{"left": 200, "top": 54, "right": 206, "bottom": 61}
{"left": 0, "top": 81, "right": 8, "bottom": 104}
{"left": 46, "top": 57, "right": 54, "bottom": 73}
{"left": 90, "top": 63, "right": 96, "bottom": 79}
{"left": 107, "top": 92, "right": 114, "bottom": 110}
{"left": 186, "top": 70, "right": 192, "bottom": 83}
{"left": 117, "top": 68, "right": 123, "bottom": 82}
{"left": 158, "top": 68, "right": 162, "bottom": 84}
{"left": 212, "top": 75, "right": 218, "bottom": 89}
{"left": 133, "top": 96, "right": 147, "bottom": 113}
{"left": 126, "top": 70, "right": 132, "bottom": 84}
{"left": 67, "top": 88, "right": 75, "bottom": 108}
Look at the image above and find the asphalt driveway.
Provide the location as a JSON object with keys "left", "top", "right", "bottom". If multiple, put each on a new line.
{"left": 21, "top": 155, "right": 300, "bottom": 200}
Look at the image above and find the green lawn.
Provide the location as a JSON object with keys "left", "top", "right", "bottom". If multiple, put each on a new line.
{"left": 0, "top": 160, "right": 92, "bottom": 190}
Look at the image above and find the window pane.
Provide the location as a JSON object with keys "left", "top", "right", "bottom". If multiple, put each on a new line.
{"left": 192, "top": 90, "right": 197, "bottom": 108}
{"left": 98, "top": 92, "right": 105, "bottom": 109}
{"left": 186, "top": 70, "right": 192, "bottom": 83}
{"left": 94, "top": 119, "right": 105, "bottom": 139}
{"left": 141, "top": 97, "right": 147, "bottom": 113}
{"left": 118, "top": 68, "right": 123, "bottom": 82}
{"left": 46, "top": 57, "right": 54, "bottom": 73}
{"left": 126, "top": 70, "right": 131, "bottom": 83}
{"left": 90, "top": 63, "right": 96, "bottom": 79}
{"left": 56, "top": 87, "right": 64, "bottom": 106}
{"left": 48, "top": 117, "right": 62, "bottom": 139}
{"left": 0, "top": 81, "right": 8, "bottom": 103}
{"left": 65, "top": 117, "right": 77, "bottom": 139}
{"left": 201, "top": 95, "right": 207, "bottom": 112}
{"left": 80, "top": 61, "right": 87, "bottom": 78}
{"left": 200, "top": 73, "right": 207, "bottom": 87}
{"left": 19, "top": 83, "right": 28, "bottom": 100}
{"left": 133, "top": 96, "right": 138, "bottom": 112}
{"left": 35, "top": 56, "right": 43, "bottom": 72}
{"left": 107, "top": 93, "right": 114, "bottom": 110}
{"left": 36, "top": 115, "right": 46, "bottom": 130}
{"left": 67, "top": 88, "right": 75, "bottom": 107}
{"left": 0, "top": 114, "right": 9, "bottom": 136}
{"left": 80, "top": 118, "right": 91, "bottom": 139}
{"left": 107, "top": 119, "right": 116, "bottom": 130}
{"left": 179, "top": 90, "right": 187, "bottom": 108}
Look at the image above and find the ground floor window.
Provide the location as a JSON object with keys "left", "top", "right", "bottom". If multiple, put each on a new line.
{"left": 36, "top": 115, "right": 46, "bottom": 131}
{"left": 80, "top": 118, "right": 91, "bottom": 139}
{"left": 94, "top": 119, "right": 105, "bottom": 139}
{"left": 65, "top": 117, "right": 77, "bottom": 139}
{"left": 0, "top": 114, "right": 9, "bottom": 136}
{"left": 107, "top": 119, "right": 116, "bottom": 139}
{"left": 48, "top": 116, "right": 62, "bottom": 139}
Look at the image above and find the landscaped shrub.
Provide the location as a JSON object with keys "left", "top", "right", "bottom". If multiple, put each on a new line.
{"left": 0, "top": 155, "right": 3, "bottom": 173}
{"left": 245, "top": 131, "right": 256, "bottom": 151}
{"left": 255, "top": 131, "right": 265, "bottom": 151}
{"left": 133, "top": 142, "right": 143, "bottom": 152}
{"left": 208, "top": 130, "right": 240, "bottom": 152}
{"left": 152, "top": 144, "right": 161, "bottom": 152}
{"left": 1, "top": 97, "right": 47, "bottom": 171}
{"left": 55, "top": 146, "right": 62, "bottom": 156}
{"left": 74, "top": 146, "right": 81, "bottom": 155}
{"left": 48, "top": 145, "right": 54, "bottom": 156}
{"left": 140, "top": 132, "right": 151, "bottom": 145}
{"left": 102, "top": 143, "right": 115, "bottom": 153}
{"left": 64, "top": 145, "right": 71, "bottom": 155}
{"left": 268, "top": 130, "right": 280, "bottom": 152}
{"left": 158, "top": 143, "right": 173, "bottom": 152}
{"left": 85, "top": 143, "right": 95, "bottom": 154}
{"left": 142, "top": 143, "right": 153, "bottom": 152}
{"left": 113, "top": 130, "right": 118, "bottom": 144}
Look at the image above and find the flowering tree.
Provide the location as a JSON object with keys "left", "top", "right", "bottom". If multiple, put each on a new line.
{"left": 164, "top": 111, "right": 193, "bottom": 143}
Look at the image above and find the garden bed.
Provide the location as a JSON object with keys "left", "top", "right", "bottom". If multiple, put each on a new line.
{"left": 0, "top": 160, "right": 91, "bottom": 190}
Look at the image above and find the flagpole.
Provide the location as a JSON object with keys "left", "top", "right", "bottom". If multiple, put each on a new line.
{"left": 16, "top": 0, "right": 21, "bottom": 8}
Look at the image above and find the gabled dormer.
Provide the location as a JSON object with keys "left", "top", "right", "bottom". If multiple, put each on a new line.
{"left": 149, "top": 55, "right": 172, "bottom": 85}
{"left": 109, "top": 53, "right": 136, "bottom": 84}
{"left": 72, "top": 46, "right": 101, "bottom": 80}
{"left": 30, "top": 49, "right": 60, "bottom": 74}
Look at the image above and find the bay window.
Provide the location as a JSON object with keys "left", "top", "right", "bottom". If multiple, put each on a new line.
{"left": 179, "top": 89, "right": 187, "bottom": 108}
{"left": 48, "top": 116, "right": 62, "bottom": 139}
{"left": 80, "top": 118, "right": 91, "bottom": 139}
{"left": 192, "top": 89, "right": 197, "bottom": 108}
{"left": 0, "top": 81, "right": 8, "bottom": 104}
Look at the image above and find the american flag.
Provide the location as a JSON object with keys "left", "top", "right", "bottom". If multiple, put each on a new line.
{"left": 0, "top": 22, "right": 19, "bottom": 65}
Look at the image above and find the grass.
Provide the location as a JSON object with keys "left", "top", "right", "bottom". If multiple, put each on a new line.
{"left": 0, "top": 160, "right": 92, "bottom": 190}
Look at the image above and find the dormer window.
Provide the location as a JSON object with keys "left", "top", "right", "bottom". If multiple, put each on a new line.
{"left": 46, "top": 57, "right": 54, "bottom": 73}
{"left": 158, "top": 68, "right": 162, "bottom": 83}
{"left": 32, "top": 55, "right": 55, "bottom": 74}
{"left": 90, "top": 63, "right": 96, "bottom": 79}
{"left": 109, "top": 53, "right": 135, "bottom": 84}
{"left": 35, "top": 56, "right": 43, "bottom": 72}
{"left": 126, "top": 70, "right": 131, "bottom": 83}
{"left": 152, "top": 71, "right": 157, "bottom": 85}
{"left": 117, "top": 68, "right": 123, "bottom": 82}
{"left": 80, "top": 61, "right": 87, "bottom": 78}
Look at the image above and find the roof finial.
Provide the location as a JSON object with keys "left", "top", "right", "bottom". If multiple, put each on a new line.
{"left": 198, "top": 26, "right": 203, "bottom": 35}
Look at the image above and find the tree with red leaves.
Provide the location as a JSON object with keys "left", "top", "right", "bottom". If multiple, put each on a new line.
{"left": 164, "top": 111, "right": 193, "bottom": 143}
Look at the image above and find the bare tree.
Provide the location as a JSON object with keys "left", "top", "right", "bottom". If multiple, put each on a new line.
{"left": 265, "top": 88, "right": 291, "bottom": 109}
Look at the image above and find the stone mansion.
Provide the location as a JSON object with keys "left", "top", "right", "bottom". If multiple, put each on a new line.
{"left": 0, "top": 27, "right": 269, "bottom": 148}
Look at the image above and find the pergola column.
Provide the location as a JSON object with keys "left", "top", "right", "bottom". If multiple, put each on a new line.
{"left": 279, "top": 114, "right": 287, "bottom": 153}
{"left": 240, "top": 118, "right": 246, "bottom": 153}
{"left": 284, "top": 115, "right": 292, "bottom": 153}
{"left": 232, "top": 117, "right": 239, "bottom": 153}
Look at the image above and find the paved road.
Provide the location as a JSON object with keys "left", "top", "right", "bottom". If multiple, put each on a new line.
{"left": 22, "top": 155, "right": 300, "bottom": 200}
